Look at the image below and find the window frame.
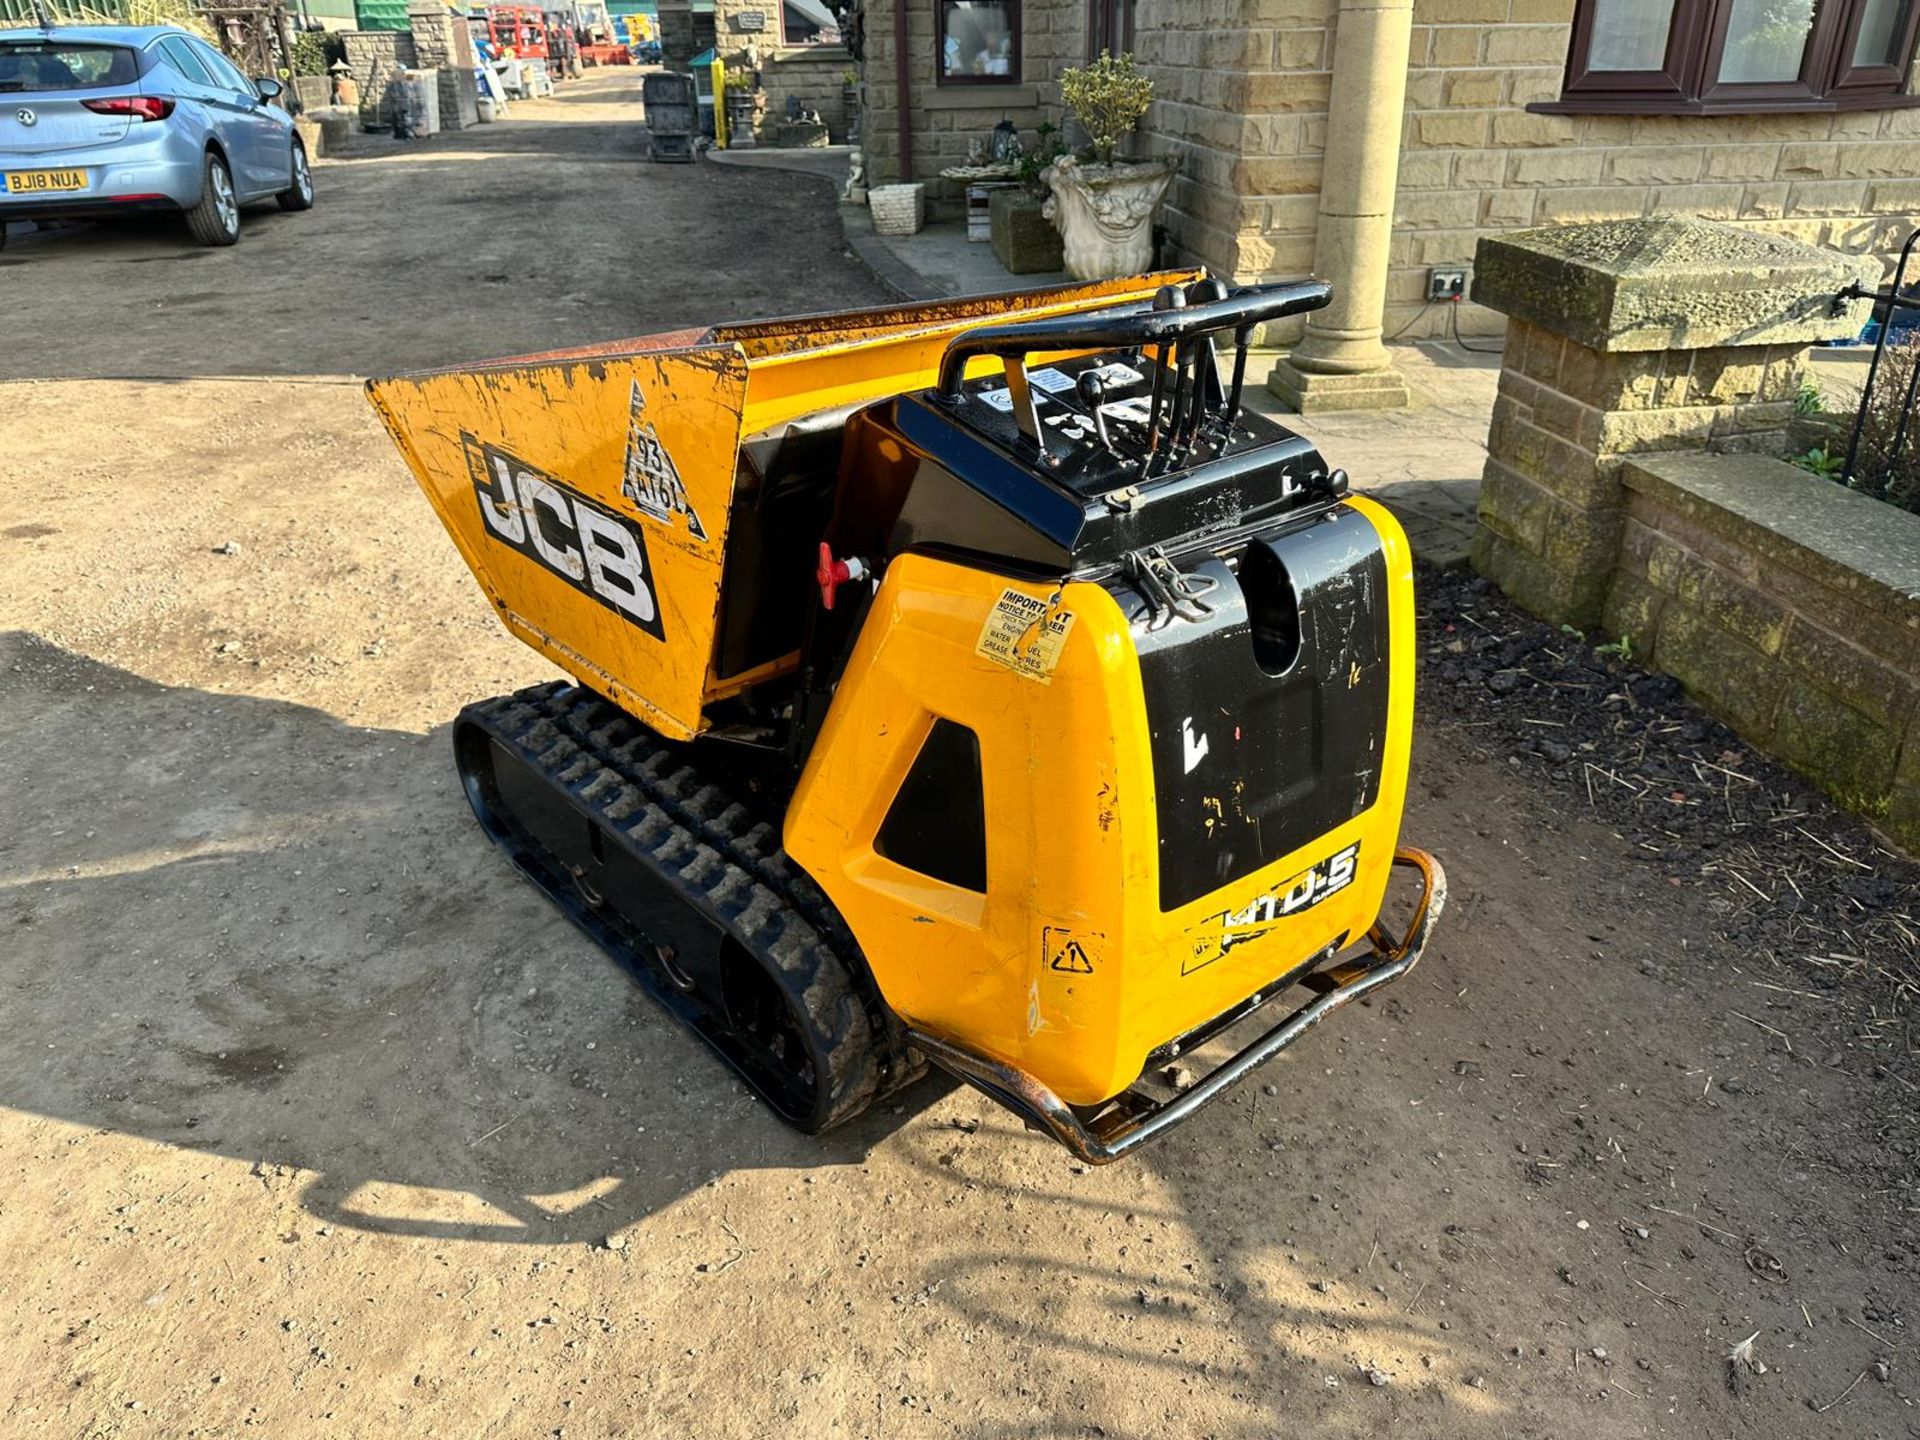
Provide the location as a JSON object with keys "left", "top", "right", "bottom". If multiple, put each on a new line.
{"left": 1086, "top": 0, "right": 1134, "bottom": 61}
{"left": 157, "top": 35, "right": 216, "bottom": 87}
{"left": 192, "top": 38, "right": 255, "bottom": 95}
{"left": 1537, "top": 0, "right": 1920, "bottom": 114}
{"left": 936, "top": 0, "right": 1023, "bottom": 87}
{"left": 775, "top": 1, "right": 841, "bottom": 49}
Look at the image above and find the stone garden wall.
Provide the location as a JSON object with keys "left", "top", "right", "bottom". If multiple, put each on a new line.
{"left": 342, "top": 30, "right": 418, "bottom": 90}
{"left": 1469, "top": 216, "right": 1918, "bottom": 851}
{"left": 1606, "top": 455, "right": 1920, "bottom": 848}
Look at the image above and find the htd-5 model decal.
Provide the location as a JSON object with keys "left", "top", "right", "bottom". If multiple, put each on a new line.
{"left": 1183, "top": 841, "right": 1361, "bottom": 975}
{"left": 464, "top": 434, "right": 667, "bottom": 641}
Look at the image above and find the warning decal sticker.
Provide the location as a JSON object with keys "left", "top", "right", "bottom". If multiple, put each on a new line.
{"left": 1043, "top": 925, "right": 1098, "bottom": 975}
{"left": 975, "top": 587, "right": 1075, "bottom": 684}
{"left": 620, "top": 380, "right": 707, "bottom": 541}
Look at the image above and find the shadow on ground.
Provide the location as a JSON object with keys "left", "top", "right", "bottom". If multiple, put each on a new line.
{"left": 0, "top": 631, "right": 948, "bottom": 1246}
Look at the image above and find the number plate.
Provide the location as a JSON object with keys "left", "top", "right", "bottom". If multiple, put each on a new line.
{"left": 5, "top": 169, "right": 89, "bottom": 194}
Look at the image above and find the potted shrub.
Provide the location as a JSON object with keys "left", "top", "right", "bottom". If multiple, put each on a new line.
{"left": 1043, "top": 51, "right": 1172, "bottom": 280}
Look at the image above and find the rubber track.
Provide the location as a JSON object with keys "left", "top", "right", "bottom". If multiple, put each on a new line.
{"left": 463, "top": 681, "right": 922, "bottom": 1131}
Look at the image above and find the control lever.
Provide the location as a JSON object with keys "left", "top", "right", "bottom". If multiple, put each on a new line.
{"left": 1143, "top": 284, "right": 1186, "bottom": 456}
{"left": 1178, "top": 278, "right": 1229, "bottom": 453}
{"left": 1155, "top": 279, "right": 1230, "bottom": 475}
{"left": 1076, "top": 369, "right": 1116, "bottom": 453}
{"left": 1222, "top": 321, "right": 1254, "bottom": 435}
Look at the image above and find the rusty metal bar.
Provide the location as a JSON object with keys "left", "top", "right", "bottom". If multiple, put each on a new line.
{"left": 910, "top": 846, "right": 1448, "bottom": 1165}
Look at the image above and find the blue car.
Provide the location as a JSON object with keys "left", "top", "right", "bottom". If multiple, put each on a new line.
{"left": 0, "top": 23, "right": 313, "bottom": 250}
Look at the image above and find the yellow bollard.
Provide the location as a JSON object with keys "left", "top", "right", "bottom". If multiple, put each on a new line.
{"left": 711, "top": 55, "right": 727, "bottom": 149}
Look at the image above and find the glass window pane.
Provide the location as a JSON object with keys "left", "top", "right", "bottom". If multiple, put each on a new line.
{"left": 1717, "top": 0, "right": 1816, "bottom": 83}
{"left": 780, "top": 0, "right": 840, "bottom": 46}
{"left": 1586, "top": 0, "right": 1678, "bottom": 70}
{"left": 1853, "top": 0, "right": 1910, "bottom": 64}
{"left": 940, "top": 1, "right": 1017, "bottom": 80}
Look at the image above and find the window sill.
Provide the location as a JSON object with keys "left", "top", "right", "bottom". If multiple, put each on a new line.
{"left": 767, "top": 46, "right": 850, "bottom": 64}
{"left": 924, "top": 82, "right": 1037, "bottom": 109}
{"left": 1529, "top": 91, "right": 1920, "bottom": 116}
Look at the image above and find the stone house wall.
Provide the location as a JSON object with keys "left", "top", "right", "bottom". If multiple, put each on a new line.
{"left": 859, "top": 0, "right": 1085, "bottom": 213}
{"left": 858, "top": 0, "right": 1920, "bottom": 340}
{"left": 658, "top": 0, "right": 857, "bottom": 143}
{"left": 758, "top": 49, "right": 856, "bottom": 143}
{"left": 1389, "top": 0, "right": 1920, "bottom": 339}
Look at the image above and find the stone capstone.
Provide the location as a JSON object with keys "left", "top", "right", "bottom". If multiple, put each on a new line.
{"left": 1473, "top": 215, "right": 1879, "bottom": 353}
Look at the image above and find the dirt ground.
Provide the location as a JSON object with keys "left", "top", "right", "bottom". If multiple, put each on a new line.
{"left": 3, "top": 70, "right": 1917, "bottom": 1440}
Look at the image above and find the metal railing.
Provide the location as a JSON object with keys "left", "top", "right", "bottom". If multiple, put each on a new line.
{"left": 1837, "top": 228, "right": 1920, "bottom": 512}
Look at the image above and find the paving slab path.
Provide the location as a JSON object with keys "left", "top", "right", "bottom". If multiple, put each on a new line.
{"left": 1, "top": 68, "right": 1915, "bottom": 1440}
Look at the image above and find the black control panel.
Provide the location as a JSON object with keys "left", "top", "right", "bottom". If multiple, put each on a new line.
{"left": 943, "top": 349, "right": 1319, "bottom": 504}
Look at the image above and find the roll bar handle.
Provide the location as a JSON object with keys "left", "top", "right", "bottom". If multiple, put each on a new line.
{"left": 935, "top": 278, "right": 1333, "bottom": 397}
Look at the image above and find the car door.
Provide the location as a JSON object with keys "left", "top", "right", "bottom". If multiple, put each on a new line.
{"left": 187, "top": 38, "right": 283, "bottom": 196}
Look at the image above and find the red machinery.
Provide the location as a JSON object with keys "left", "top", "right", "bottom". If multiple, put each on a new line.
{"left": 485, "top": 4, "right": 552, "bottom": 60}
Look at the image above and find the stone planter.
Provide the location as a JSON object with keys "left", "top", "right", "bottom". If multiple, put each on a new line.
{"left": 1042, "top": 156, "right": 1173, "bottom": 281}
{"left": 989, "top": 190, "right": 1063, "bottom": 275}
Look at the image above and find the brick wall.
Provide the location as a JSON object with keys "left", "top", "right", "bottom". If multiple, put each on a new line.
{"left": 1605, "top": 455, "right": 1920, "bottom": 849}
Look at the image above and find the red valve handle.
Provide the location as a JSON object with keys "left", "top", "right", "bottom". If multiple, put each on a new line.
{"left": 816, "top": 542, "right": 853, "bottom": 611}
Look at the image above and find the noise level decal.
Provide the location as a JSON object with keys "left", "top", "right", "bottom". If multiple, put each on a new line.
{"left": 621, "top": 380, "right": 707, "bottom": 541}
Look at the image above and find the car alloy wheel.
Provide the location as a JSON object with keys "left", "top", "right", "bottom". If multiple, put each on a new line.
{"left": 211, "top": 162, "right": 237, "bottom": 237}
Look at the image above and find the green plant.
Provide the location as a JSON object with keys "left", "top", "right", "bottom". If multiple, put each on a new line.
{"left": 1793, "top": 377, "right": 1822, "bottom": 416}
{"left": 1793, "top": 443, "right": 1844, "bottom": 479}
{"left": 1840, "top": 335, "right": 1920, "bottom": 513}
{"left": 1057, "top": 50, "right": 1154, "bottom": 164}
{"left": 289, "top": 32, "right": 331, "bottom": 78}
{"left": 1594, "top": 635, "right": 1634, "bottom": 662}
{"left": 1015, "top": 121, "right": 1067, "bottom": 196}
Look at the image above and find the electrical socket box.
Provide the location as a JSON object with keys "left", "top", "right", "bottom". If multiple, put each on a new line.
{"left": 1427, "top": 267, "right": 1468, "bottom": 302}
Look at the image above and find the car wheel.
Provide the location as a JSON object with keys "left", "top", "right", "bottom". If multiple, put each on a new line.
{"left": 185, "top": 152, "right": 241, "bottom": 247}
{"left": 277, "top": 139, "right": 314, "bottom": 212}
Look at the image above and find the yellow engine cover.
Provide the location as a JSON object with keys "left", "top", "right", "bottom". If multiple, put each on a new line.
{"left": 784, "top": 495, "right": 1416, "bottom": 1107}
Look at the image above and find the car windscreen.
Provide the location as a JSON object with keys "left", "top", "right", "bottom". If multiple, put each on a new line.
{"left": 0, "top": 42, "right": 139, "bottom": 93}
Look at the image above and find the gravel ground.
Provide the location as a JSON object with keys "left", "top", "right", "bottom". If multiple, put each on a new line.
{"left": 1, "top": 71, "right": 1917, "bottom": 1440}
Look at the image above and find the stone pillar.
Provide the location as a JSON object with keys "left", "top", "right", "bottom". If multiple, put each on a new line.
{"left": 1469, "top": 215, "right": 1875, "bottom": 629}
{"left": 1266, "top": 0, "right": 1414, "bottom": 415}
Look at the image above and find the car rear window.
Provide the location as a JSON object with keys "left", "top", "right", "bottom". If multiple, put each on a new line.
{"left": 0, "top": 42, "right": 139, "bottom": 93}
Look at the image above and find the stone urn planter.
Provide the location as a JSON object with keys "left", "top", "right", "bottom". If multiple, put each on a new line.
{"left": 1042, "top": 155, "right": 1173, "bottom": 281}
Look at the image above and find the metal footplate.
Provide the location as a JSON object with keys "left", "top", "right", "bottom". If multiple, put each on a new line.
{"left": 909, "top": 847, "right": 1447, "bottom": 1165}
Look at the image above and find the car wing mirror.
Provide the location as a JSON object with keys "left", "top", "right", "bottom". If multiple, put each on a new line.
{"left": 254, "top": 77, "right": 284, "bottom": 100}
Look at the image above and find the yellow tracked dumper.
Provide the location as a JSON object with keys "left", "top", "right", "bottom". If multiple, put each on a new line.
{"left": 369, "top": 273, "right": 1445, "bottom": 1163}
